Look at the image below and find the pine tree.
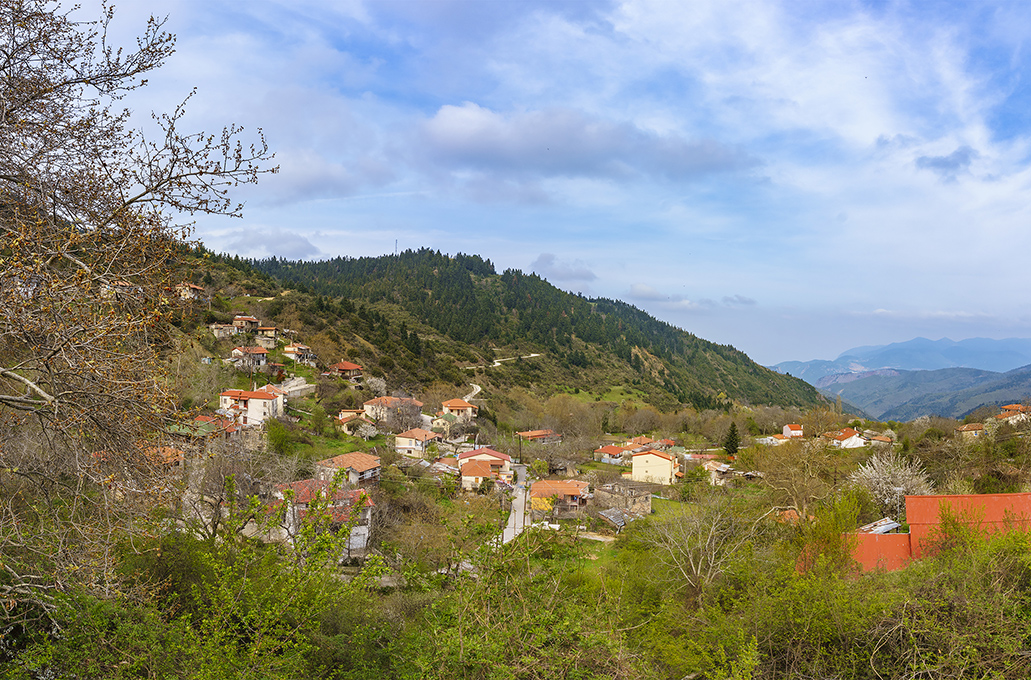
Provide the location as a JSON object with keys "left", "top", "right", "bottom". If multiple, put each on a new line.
{"left": 723, "top": 422, "right": 740, "bottom": 456}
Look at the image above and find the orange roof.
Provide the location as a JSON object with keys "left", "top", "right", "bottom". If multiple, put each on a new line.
{"left": 458, "top": 447, "right": 511, "bottom": 462}
{"left": 233, "top": 346, "right": 268, "bottom": 354}
{"left": 256, "top": 384, "right": 287, "bottom": 396}
{"left": 364, "top": 396, "right": 424, "bottom": 408}
{"left": 530, "top": 479, "right": 589, "bottom": 498}
{"left": 443, "top": 398, "right": 477, "bottom": 410}
{"left": 595, "top": 444, "right": 627, "bottom": 455}
{"left": 823, "top": 428, "right": 861, "bottom": 441}
{"left": 517, "top": 429, "right": 556, "bottom": 439}
{"left": 220, "top": 389, "right": 276, "bottom": 400}
{"left": 461, "top": 460, "right": 495, "bottom": 478}
{"left": 397, "top": 428, "right": 440, "bottom": 442}
{"left": 317, "top": 451, "right": 381, "bottom": 473}
{"left": 629, "top": 435, "right": 655, "bottom": 445}
{"left": 632, "top": 449, "right": 673, "bottom": 461}
{"left": 956, "top": 423, "right": 984, "bottom": 431}
{"left": 276, "top": 479, "right": 374, "bottom": 507}
{"left": 785, "top": 424, "right": 803, "bottom": 431}
{"left": 331, "top": 361, "right": 363, "bottom": 371}
{"left": 1002, "top": 404, "right": 1026, "bottom": 412}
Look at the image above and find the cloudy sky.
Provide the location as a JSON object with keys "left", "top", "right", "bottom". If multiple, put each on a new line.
{"left": 98, "top": 0, "right": 1031, "bottom": 365}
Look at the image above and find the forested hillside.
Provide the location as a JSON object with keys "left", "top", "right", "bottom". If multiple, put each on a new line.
{"left": 232, "top": 249, "right": 822, "bottom": 411}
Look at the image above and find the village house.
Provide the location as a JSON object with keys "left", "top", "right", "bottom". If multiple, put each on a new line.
{"left": 783, "top": 424, "right": 804, "bottom": 438}
{"left": 218, "top": 389, "right": 280, "bottom": 426}
{"left": 233, "top": 315, "right": 260, "bottom": 332}
{"left": 315, "top": 451, "right": 382, "bottom": 487}
{"left": 822, "top": 427, "right": 866, "bottom": 449}
{"left": 254, "top": 383, "right": 288, "bottom": 411}
{"left": 175, "top": 282, "right": 205, "bottom": 300}
{"left": 460, "top": 460, "right": 497, "bottom": 491}
{"left": 530, "top": 479, "right": 590, "bottom": 518}
{"left": 630, "top": 449, "right": 679, "bottom": 485}
{"left": 394, "top": 428, "right": 441, "bottom": 456}
{"left": 363, "top": 395, "right": 424, "bottom": 421}
{"left": 517, "top": 429, "right": 561, "bottom": 443}
{"left": 624, "top": 435, "right": 655, "bottom": 448}
{"left": 457, "top": 448, "right": 513, "bottom": 482}
{"left": 996, "top": 404, "right": 1029, "bottom": 426}
{"left": 595, "top": 443, "right": 630, "bottom": 465}
{"left": 192, "top": 414, "right": 241, "bottom": 440}
{"left": 256, "top": 326, "right": 278, "bottom": 339}
{"left": 328, "top": 360, "right": 363, "bottom": 380}
{"left": 441, "top": 398, "right": 478, "bottom": 422}
{"left": 231, "top": 346, "right": 268, "bottom": 368}
{"left": 757, "top": 434, "right": 790, "bottom": 446}
{"left": 955, "top": 422, "right": 985, "bottom": 440}
{"left": 283, "top": 343, "right": 317, "bottom": 365}
{"left": 431, "top": 412, "right": 459, "bottom": 436}
{"left": 209, "top": 323, "right": 238, "bottom": 340}
{"left": 272, "top": 480, "right": 374, "bottom": 553}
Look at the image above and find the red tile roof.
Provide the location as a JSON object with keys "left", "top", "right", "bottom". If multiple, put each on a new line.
{"left": 632, "top": 449, "right": 673, "bottom": 461}
{"left": 317, "top": 451, "right": 381, "bottom": 474}
{"left": 443, "top": 398, "right": 477, "bottom": 410}
{"left": 220, "top": 389, "right": 276, "bottom": 400}
{"left": 396, "top": 428, "right": 440, "bottom": 442}
{"left": 461, "top": 460, "right": 494, "bottom": 478}
{"left": 530, "top": 479, "right": 589, "bottom": 498}
{"left": 457, "top": 447, "right": 511, "bottom": 463}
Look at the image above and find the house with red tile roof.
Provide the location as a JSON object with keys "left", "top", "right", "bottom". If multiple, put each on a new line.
{"left": 783, "top": 424, "right": 804, "bottom": 438}
{"left": 630, "top": 449, "right": 678, "bottom": 485}
{"left": 219, "top": 389, "right": 280, "bottom": 426}
{"left": 363, "top": 396, "right": 424, "bottom": 421}
{"left": 955, "top": 422, "right": 985, "bottom": 440}
{"left": 530, "top": 479, "right": 590, "bottom": 516}
{"left": 517, "top": 428, "right": 560, "bottom": 443}
{"left": 821, "top": 427, "right": 865, "bottom": 449}
{"left": 284, "top": 343, "right": 316, "bottom": 365}
{"left": 231, "top": 346, "right": 268, "bottom": 367}
{"left": 273, "top": 480, "right": 374, "bottom": 551}
{"left": 460, "top": 459, "right": 497, "bottom": 491}
{"left": 232, "top": 315, "right": 260, "bottom": 331}
{"left": 458, "top": 448, "right": 512, "bottom": 481}
{"left": 315, "top": 452, "right": 382, "bottom": 487}
{"left": 395, "top": 427, "right": 441, "bottom": 455}
{"left": 442, "top": 398, "right": 478, "bottom": 421}
{"left": 328, "top": 360, "right": 363, "bottom": 380}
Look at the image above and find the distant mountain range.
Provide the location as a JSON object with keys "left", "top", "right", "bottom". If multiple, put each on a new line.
{"left": 772, "top": 337, "right": 1031, "bottom": 420}
{"left": 773, "top": 337, "right": 1031, "bottom": 382}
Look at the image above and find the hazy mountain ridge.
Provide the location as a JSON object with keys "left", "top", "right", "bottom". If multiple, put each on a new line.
{"left": 774, "top": 337, "right": 1031, "bottom": 384}
{"left": 818, "top": 364, "right": 1031, "bottom": 420}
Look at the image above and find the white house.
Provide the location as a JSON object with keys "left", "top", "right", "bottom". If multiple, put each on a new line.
{"left": 441, "top": 398, "right": 478, "bottom": 422}
{"left": 457, "top": 448, "right": 512, "bottom": 482}
{"left": 783, "top": 424, "right": 804, "bottom": 438}
{"left": 272, "top": 480, "right": 374, "bottom": 553}
{"left": 822, "top": 427, "right": 866, "bottom": 449}
{"left": 218, "top": 389, "right": 280, "bottom": 426}
{"left": 231, "top": 346, "right": 268, "bottom": 367}
{"left": 395, "top": 428, "right": 441, "bottom": 455}
{"left": 630, "top": 449, "right": 678, "bottom": 485}
{"left": 315, "top": 452, "right": 382, "bottom": 487}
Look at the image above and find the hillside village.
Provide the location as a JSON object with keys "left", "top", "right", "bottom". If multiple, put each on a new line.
{"left": 160, "top": 295, "right": 1031, "bottom": 571}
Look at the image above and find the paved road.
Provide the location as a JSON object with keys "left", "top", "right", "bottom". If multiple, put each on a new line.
{"left": 462, "top": 353, "right": 542, "bottom": 370}
{"left": 502, "top": 464, "right": 528, "bottom": 544}
{"left": 463, "top": 383, "right": 482, "bottom": 401}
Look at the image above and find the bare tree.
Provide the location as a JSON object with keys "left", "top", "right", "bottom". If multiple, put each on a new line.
{"left": 0, "top": 0, "right": 273, "bottom": 625}
{"left": 640, "top": 491, "right": 769, "bottom": 599}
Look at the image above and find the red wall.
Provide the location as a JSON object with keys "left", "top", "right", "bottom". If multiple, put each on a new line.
{"left": 906, "top": 492, "right": 1031, "bottom": 558}
{"left": 847, "top": 493, "right": 1031, "bottom": 571}
{"left": 851, "top": 533, "right": 912, "bottom": 572}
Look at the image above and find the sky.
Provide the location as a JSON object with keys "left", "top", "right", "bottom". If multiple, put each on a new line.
{"left": 90, "top": 0, "right": 1031, "bottom": 365}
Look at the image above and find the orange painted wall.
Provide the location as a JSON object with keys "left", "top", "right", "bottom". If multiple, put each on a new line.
{"left": 906, "top": 493, "right": 1031, "bottom": 558}
{"left": 850, "top": 533, "right": 912, "bottom": 572}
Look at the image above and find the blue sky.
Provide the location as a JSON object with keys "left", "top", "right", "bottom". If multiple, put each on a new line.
{"left": 98, "top": 0, "right": 1031, "bottom": 365}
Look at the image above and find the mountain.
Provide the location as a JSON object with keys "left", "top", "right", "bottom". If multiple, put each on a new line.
{"left": 213, "top": 249, "right": 825, "bottom": 412}
{"left": 773, "top": 337, "right": 1031, "bottom": 384}
{"left": 817, "top": 364, "right": 1031, "bottom": 420}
